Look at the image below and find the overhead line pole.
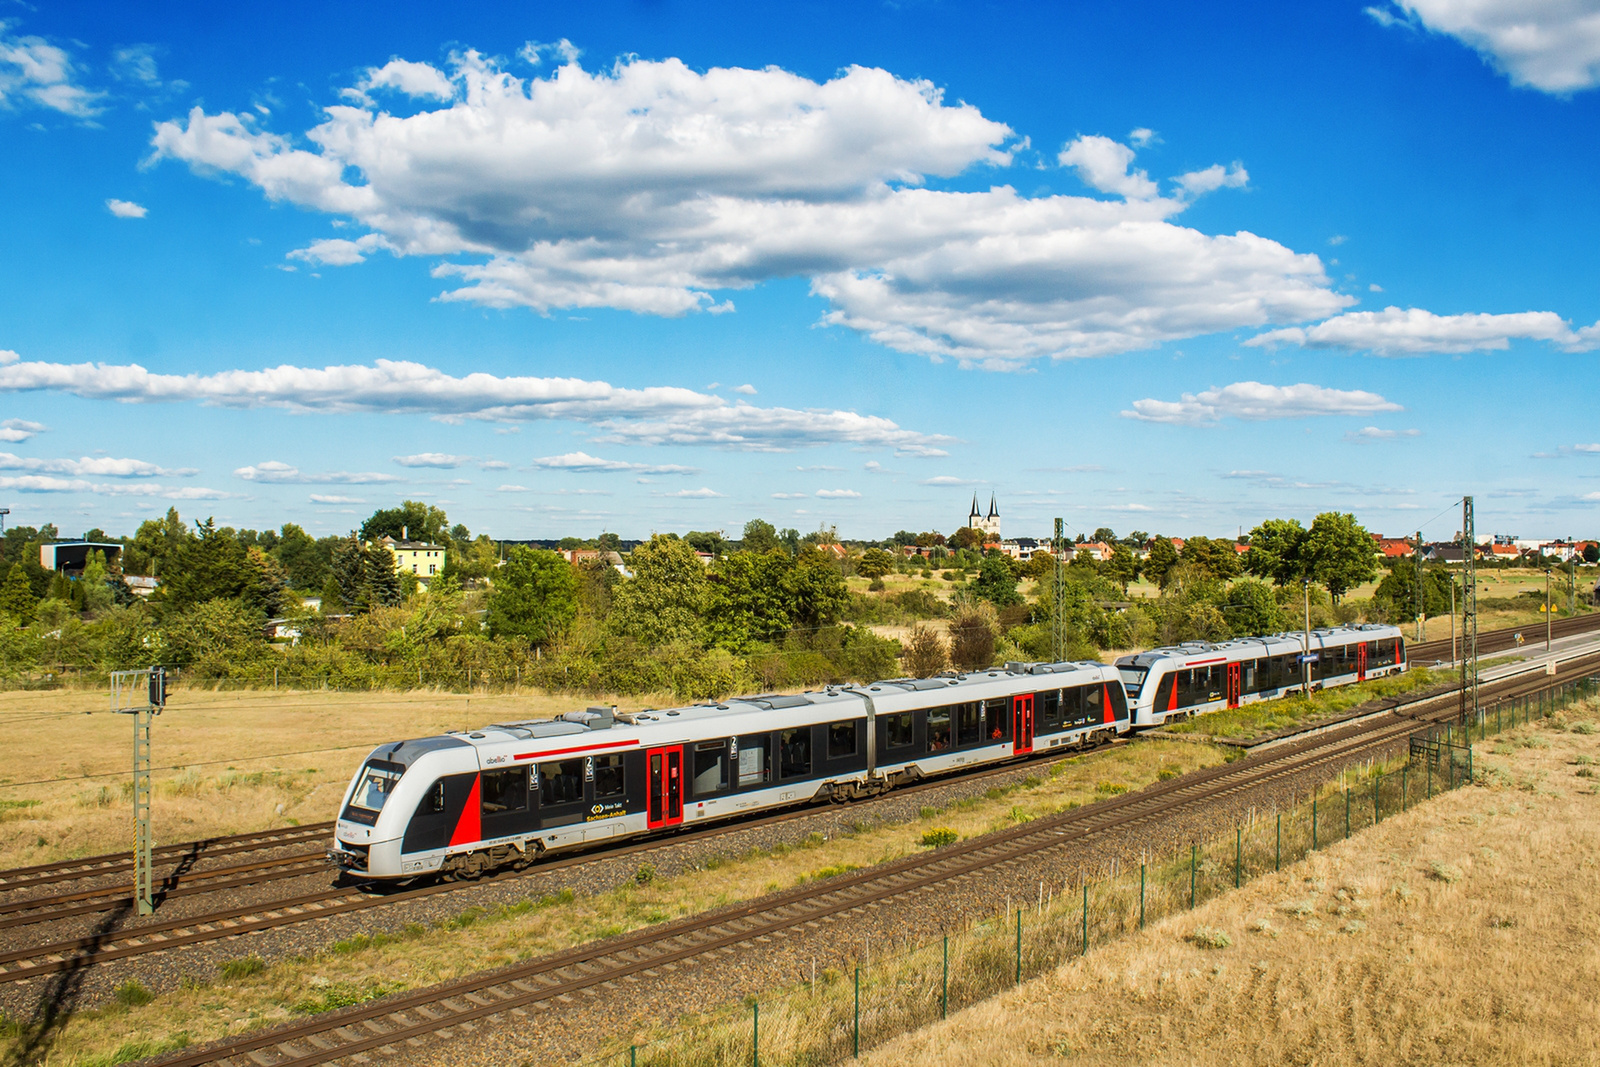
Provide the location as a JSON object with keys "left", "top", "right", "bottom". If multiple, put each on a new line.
{"left": 1414, "top": 529, "right": 1425, "bottom": 643}
{"left": 1460, "top": 497, "right": 1478, "bottom": 729}
{"left": 112, "top": 666, "right": 165, "bottom": 915}
{"left": 1052, "top": 518, "right": 1068, "bottom": 663}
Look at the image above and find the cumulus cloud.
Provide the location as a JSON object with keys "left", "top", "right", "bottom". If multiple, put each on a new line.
{"left": 771, "top": 492, "right": 808, "bottom": 499}
{"left": 1120, "top": 381, "right": 1403, "bottom": 425}
{"left": 733, "top": 384, "right": 757, "bottom": 395}
{"left": 531, "top": 451, "right": 698, "bottom": 474}
{"left": 106, "top": 199, "right": 148, "bottom": 218}
{"left": 0, "top": 474, "right": 226, "bottom": 498}
{"left": 0, "top": 24, "right": 104, "bottom": 117}
{"left": 0, "top": 353, "right": 951, "bottom": 456}
{"left": 662, "top": 487, "right": 722, "bottom": 498}
{"left": 1371, "top": 1, "right": 1600, "bottom": 92}
{"left": 234, "top": 460, "right": 399, "bottom": 483}
{"left": 394, "top": 452, "right": 469, "bottom": 468}
{"left": 0, "top": 418, "right": 45, "bottom": 443}
{"left": 148, "top": 50, "right": 1346, "bottom": 367}
{"left": 309, "top": 493, "right": 365, "bottom": 504}
{"left": 1347, "top": 426, "right": 1422, "bottom": 440}
{"left": 0, "top": 452, "right": 192, "bottom": 477}
{"left": 921, "top": 475, "right": 983, "bottom": 486}
{"left": 815, "top": 488, "right": 862, "bottom": 498}
{"left": 1247, "top": 306, "right": 1600, "bottom": 354}
{"left": 1174, "top": 162, "right": 1249, "bottom": 198}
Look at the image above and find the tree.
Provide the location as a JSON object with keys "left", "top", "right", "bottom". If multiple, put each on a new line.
{"left": 1585, "top": 543, "right": 1599, "bottom": 565}
{"left": 1242, "top": 518, "right": 1309, "bottom": 586}
{"left": 684, "top": 530, "right": 725, "bottom": 558}
{"left": 273, "top": 524, "right": 333, "bottom": 590}
{"left": 949, "top": 601, "right": 998, "bottom": 671}
{"left": 857, "top": 548, "right": 896, "bottom": 579}
{"left": 888, "top": 530, "right": 920, "bottom": 547}
{"left": 950, "top": 526, "right": 985, "bottom": 551}
{"left": 741, "top": 519, "right": 779, "bottom": 555}
{"left": 1373, "top": 564, "right": 1453, "bottom": 621}
{"left": 363, "top": 544, "right": 404, "bottom": 609}
{"left": 972, "top": 553, "right": 1022, "bottom": 608}
{"left": 486, "top": 547, "right": 578, "bottom": 645}
{"left": 779, "top": 528, "right": 801, "bottom": 556}
{"left": 80, "top": 550, "right": 114, "bottom": 615}
{"left": 1179, "top": 536, "right": 1242, "bottom": 582}
{"left": 160, "top": 599, "right": 266, "bottom": 669}
{"left": 0, "top": 563, "right": 36, "bottom": 624}
{"left": 329, "top": 538, "right": 367, "bottom": 612}
{"left": 1092, "top": 527, "right": 1117, "bottom": 544}
{"left": 612, "top": 535, "right": 710, "bottom": 646}
{"left": 902, "top": 624, "right": 948, "bottom": 677}
{"left": 360, "top": 501, "right": 450, "bottom": 544}
{"left": 1105, "top": 545, "right": 1141, "bottom": 593}
{"left": 245, "top": 547, "right": 291, "bottom": 617}
{"left": 1144, "top": 536, "right": 1179, "bottom": 589}
{"left": 707, "top": 550, "right": 793, "bottom": 650}
{"left": 1223, "top": 578, "right": 1281, "bottom": 637}
{"left": 159, "top": 519, "right": 256, "bottom": 610}
{"left": 784, "top": 548, "right": 850, "bottom": 630}
{"left": 1303, "top": 512, "right": 1378, "bottom": 601}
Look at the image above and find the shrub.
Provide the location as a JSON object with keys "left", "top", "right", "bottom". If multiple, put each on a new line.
{"left": 902, "top": 624, "right": 949, "bottom": 678}
{"left": 633, "top": 863, "right": 656, "bottom": 886}
{"left": 1095, "top": 781, "right": 1128, "bottom": 795}
{"left": 1428, "top": 860, "right": 1463, "bottom": 884}
{"left": 218, "top": 955, "right": 266, "bottom": 980}
{"left": 1187, "top": 926, "right": 1232, "bottom": 949}
{"left": 1157, "top": 766, "right": 1180, "bottom": 782}
{"left": 114, "top": 979, "right": 154, "bottom": 1007}
{"left": 920, "top": 827, "right": 958, "bottom": 848}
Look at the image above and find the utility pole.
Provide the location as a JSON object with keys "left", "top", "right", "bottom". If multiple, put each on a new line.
{"left": 1545, "top": 567, "right": 1553, "bottom": 651}
{"left": 1459, "top": 497, "right": 1478, "bottom": 729}
{"left": 1052, "top": 518, "right": 1068, "bottom": 662}
{"left": 112, "top": 666, "right": 166, "bottom": 915}
{"left": 1413, "top": 529, "right": 1425, "bottom": 643}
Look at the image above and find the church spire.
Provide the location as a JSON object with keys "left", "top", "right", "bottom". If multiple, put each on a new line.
{"left": 988, "top": 493, "right": 998, "bottom": 519}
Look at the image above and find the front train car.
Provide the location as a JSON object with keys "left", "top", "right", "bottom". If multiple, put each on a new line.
{"left": 330, "top": 735, "right": 481, "bottom": 879}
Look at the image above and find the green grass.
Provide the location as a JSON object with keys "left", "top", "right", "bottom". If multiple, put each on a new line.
{"left": 1162, "top": 668, "right": 1441, "bottom": 741}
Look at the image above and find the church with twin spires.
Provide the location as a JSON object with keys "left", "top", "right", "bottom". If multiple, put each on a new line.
{"left": 967, "top": 493, "right": 1000, "bottom": 541}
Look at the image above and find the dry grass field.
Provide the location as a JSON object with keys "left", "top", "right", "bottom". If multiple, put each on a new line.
{"left": 868, "top": 705, "right": 1600, "bottom": 1066}
{"left": 0, "top": 686, "right": 675, "bottom": 869}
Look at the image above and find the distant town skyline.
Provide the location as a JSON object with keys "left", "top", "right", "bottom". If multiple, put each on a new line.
{"left": 2, "top": 2, "right": 1597, "bottom": 543}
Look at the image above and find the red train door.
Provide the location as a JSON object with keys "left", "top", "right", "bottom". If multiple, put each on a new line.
{"left": 646, "top": 746, "right": 682, "bottom": 829}
{"left": 1013, "top": 694, "right": 1035, "bottom": 755}
{"left": 1226, "top": 662, "right": 1241, "bottom": 709}
{"left": 1357, "top": 642, "right": 1368, "bottom": 682}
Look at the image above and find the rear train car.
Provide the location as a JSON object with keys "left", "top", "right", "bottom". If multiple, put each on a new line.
{"left": 1114, "top": 623, "right": 1405, "bottom": 729}
{"left": 329, "top": 660, "right": 1130, "bottom": 882}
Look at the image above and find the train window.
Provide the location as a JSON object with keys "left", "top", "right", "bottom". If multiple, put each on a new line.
{"left": 737, "top": 734, "right": 771, "bottom": 787}
{"left": 779, "top": 729, "right": 811, "bottom": 779}
{"left": 1039, "top": 690, "right": 1061, "bottom": 729}
{"left": 828, "top": 721, "right": 858, "bottom": 760}
{"left": 482, "top": 767, "right": 529, "bottom": 813}
{"left": 1084, "top": 685, "right": 1103, "bottom": 724}
{"left": 886, "top": 713, "right": 914, "bottom": 749}
{"left": 593, "top": 754, "right": 626, "bottom": 799}
{"left": 692, "top": 741, "right": 729, "bottom": 796}
{"left": 927, "top": 708, "right": 952, "bottom": 751}
{"left": 1109, "top": 684, "right": 1129, "bottom": 721}
{"left": 985, "top": 699, "right": 1010, "bottom": 742}
{"left": 956, "top": 703, "right": 982, "bottom": 746}
{"left": 417, "top": 780, "right": 445, "bottom": 815}
{"left": 1061, "top": 686, "right": 1084, "bottom": 725}
{"left": 1116, "top": 666, "right": 1147, "bottom": 696}
{"left": 351, "top": 760, "right": 403, "bottom": 812}
{"left": 538, "top": 759, "right": 585, "bottom": 807}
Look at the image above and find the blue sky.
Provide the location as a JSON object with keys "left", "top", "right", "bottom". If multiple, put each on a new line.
{"left": 3, "top": 0, "right": 1599, "bottom": 543}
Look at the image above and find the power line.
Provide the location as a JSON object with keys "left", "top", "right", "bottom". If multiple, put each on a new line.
{"left": 0, "top": 742, "right": 375, "bottom": 791}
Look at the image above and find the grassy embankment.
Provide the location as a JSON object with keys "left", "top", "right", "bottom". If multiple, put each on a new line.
{"left": 0, "top": 714, "right": 1224, "bottom": 1067}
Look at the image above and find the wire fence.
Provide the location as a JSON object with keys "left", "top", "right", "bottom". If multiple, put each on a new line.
{"left": 575, "top": 672, "right": 1600, "bottom": 1067}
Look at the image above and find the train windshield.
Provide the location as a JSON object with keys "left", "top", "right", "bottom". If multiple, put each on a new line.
{"left": 350, "top": 759, "right": 404, "bottom": 813}
{"left": 1117, "top": 666, "right": 1148, "bottom": 696}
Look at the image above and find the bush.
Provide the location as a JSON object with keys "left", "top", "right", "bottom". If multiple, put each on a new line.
{"left": 219, "top": 955, "right": 266, "bottom": 980}
{"left": 920, "top": 827, "right": 958, "bottom": 848}
{"left": 1187, "top": 926, "right": 1232, "bottom": 949}
{"left": 114, "top": 979, "right": 154, "bottom": 1007}
{"left": 902, "top": 624, "right": 948, "bottom": 678}
{"left": 633, "top": 863, "right": 656, "bottom": 886}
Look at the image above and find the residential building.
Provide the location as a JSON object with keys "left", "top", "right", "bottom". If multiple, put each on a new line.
{"left": 377, "top": 533, "right": 447, "bottom": 589}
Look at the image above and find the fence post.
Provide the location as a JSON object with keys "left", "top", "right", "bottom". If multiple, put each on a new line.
{"left": 1081, "top": 883, "right": 1088, "bottom": 956}
{"left": 941, "top": 935, "right": 948, "bottom": 1019}
{"left": 1276, "top": 811, "right": 1281, "bottom": 871}
{"left": 1427, "top": 756, "right": 1433, "bottom": 798}
{"left": 1190, "top": 844, "right": 1197, "bottom": 908}
{"left": 1139, "top": 862, "right": 1146, "bottom": 929}
{"left": 630, "top": 1047, "right": 636, "bottom": 1067}
{"left": 1016, "top": 908, "right": 1023, "bottom": 983}
{"left": 753, "top": 1001, "right": 759, "bottom": 1067}
{"left": 1235, "top": 826, "right": 1242, "bottom": 888}
{"left": 853, "top": 966, "right": 860, "bottom": 1059}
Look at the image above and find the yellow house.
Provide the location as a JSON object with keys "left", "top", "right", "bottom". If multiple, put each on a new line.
{"left": 377, "top": 534, "right": 447, "bottom": 589}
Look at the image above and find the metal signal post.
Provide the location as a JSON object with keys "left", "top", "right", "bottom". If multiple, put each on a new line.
{"left": 112, "top": 667, "right": 166, "bottom": 915}
{"left": 1459, "top": 497, "right": 1478, "bottom": 729}
{"left": 1052, "top": 518, "right": 1069, "bottom": 663}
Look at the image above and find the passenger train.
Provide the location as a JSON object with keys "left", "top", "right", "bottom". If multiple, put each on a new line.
{"left": 330, "top": 624, "right": 1403, "bottom": 882}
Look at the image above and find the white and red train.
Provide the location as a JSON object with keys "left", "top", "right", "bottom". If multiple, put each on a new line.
{"left": 331, "top": 624, "right": 1403, "bottom": 881}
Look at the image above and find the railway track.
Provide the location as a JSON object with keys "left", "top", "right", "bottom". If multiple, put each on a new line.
{"left": 151, "top": 647, "right": 1600, "bottom": 1067}
{"left": 1409, "top": 610, "right": 1600, "bottom": 662}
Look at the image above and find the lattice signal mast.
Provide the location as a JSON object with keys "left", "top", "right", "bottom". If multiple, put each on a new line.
{"left": 1052, "top": 518, "right": 1069, "bottom": 663}
{"left": 1413, "top": 529, "right": 1425, "bottom": 643}
{"left": 111, "top": 667, "right": 166, "bottom": 915}
{"left": 1459, "top": 497, "right": 1478, "bottom": 728}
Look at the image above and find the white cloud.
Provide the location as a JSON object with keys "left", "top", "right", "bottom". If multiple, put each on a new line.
{"left": 353, "top": 59, "right": 455, "bottom": 101}
{"left": 733, "top": 384, "right": 757, "bottom": 395}
{"left": 394, "top": 452, "right": 469, "bottom": 468}
{"left": 149, "top": 50, "right": 1347, "bottom": 368}
{"left": 0, "top": 475, "right": 226, "bottom": 498}
{"left": 478, "top": 459, "right": 509, "bottom": 470}
{"left": 771, "top": 492, "right": 808, "bottom": 499}
{"left": 0, "top": 24, "right": 104, "bottom": 118}
{"left": 1346, "top": 426, "right": 1422, "bottom": 440}
{"left": 662, "top": 487, "right": 723, "bottom": 498}
{"left": 106, "top": 199, "right": 148, "bottom": 219}
{"left": 110, "top": 45, "right": 166, "bottom": 89}
{"left": 0, "top": 452, "right": 192, "bottom": 477}
{"left": 1328, "top": 234, "right": 1348, "bottom": 246}
{"left": 1173, "top": 162, "right": 1248, "bottom": 198}
{"left": 1120, "top": 381, "right": 1403, "bottom": 425}
{"left": 921, "top": 475, "right": 983, "bottom": 486}
{"left": 0, "top": 353, "right": 951, "bottom": 456}
{"left": 1247, "top": 305, "right": 1600, "bottom": 355}
{"left": 0, "top": 418, "right": 45, "bottom": 443}
{"left": 815, "top": 489, "right": 862, "bottom": 498}
{"left": 1369, "top": 283, "right": 1384, "bottom": 292}
{"left": 1373, "top": 1, "right": 1600, "bottom": 93}
{"left": 1128, "top": 127, "right": 1157, "bottom": 147}
{"left": 309, "top": 493, "right": 365, "bottom": 504}
{"left": 531, "top": 450, "right": 698, "bottom": 474}
{"left": 234, "top": 460, "right": 399, "bottom": 483}
{"left": 1059, "top": 135, "right": 1158, "bottom": 199}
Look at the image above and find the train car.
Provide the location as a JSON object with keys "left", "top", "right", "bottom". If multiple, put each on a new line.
{"left": 1113, "top": 623, "right": 1405, "bottom": 729}
{"left": 329, "top": 660, "right": 1129, "bottom": 881}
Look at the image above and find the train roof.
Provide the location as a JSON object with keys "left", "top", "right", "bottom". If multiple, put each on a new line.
{"left": 367, "top": 659, "right": 1122, "bottom": 762}
{"left": 1114, "top": 624, "right": 1402, "bottom": 669}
